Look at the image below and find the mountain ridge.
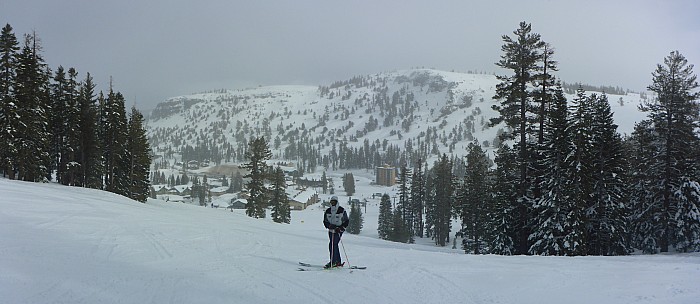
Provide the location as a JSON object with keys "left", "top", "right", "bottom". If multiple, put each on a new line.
{"left": 147, "top": 68, "right": 649, "bottom": 167}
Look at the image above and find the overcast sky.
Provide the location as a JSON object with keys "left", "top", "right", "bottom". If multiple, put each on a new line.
{"left": 3, "top": 0, "right": 699, "bottom": 112}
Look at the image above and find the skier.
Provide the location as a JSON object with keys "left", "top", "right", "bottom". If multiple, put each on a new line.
{"left": 323, "top": 196, "right": 349, "bottom": 268}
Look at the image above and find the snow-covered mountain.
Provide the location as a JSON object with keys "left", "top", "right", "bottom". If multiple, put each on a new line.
{"left": 147, "top": 69, "right": 649, "bottom": 166}
{"left": 2, "top": 177, "right": 699, "bottom": 304}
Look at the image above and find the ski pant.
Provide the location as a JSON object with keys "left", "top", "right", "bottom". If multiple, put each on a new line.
{"left": 328, "top": 231, "right": 343, "bottom": 264}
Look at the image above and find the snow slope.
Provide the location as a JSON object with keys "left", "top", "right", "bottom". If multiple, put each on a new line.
{"left": 146, "top": 69, "right": 649, "bottom": 167}
{"left": 2, "top": 178, "right": 699, "bottom": 304}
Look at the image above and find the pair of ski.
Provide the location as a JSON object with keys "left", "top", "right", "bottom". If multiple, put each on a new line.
{"left": 297, "top": 262, "right": 367, "bottom": 271}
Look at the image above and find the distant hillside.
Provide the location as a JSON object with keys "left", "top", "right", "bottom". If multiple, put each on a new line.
{"left": 147, "top": 69, "right": 649, "bottom": 171}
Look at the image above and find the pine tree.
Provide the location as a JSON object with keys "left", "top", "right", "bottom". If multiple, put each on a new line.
{"left": 529, "top": 84, "right": 574, "bottom": 255}
{"left": 49, "top": 66, "right": 80, "bottom": 185}
{"left": 586, "top": 93, "right": 630, "bottom": 255}
{"left": 390, "top": 208, "right": 410, "bottom": 243}
{"left": 270, "top": 167, "right": 290, "bottom": 224}
{"left": 489, "top": 144, "right": 518, "bottom": 255}
{"left": 629, "top": 121, "right": 659, "bottom": 253}
{"left": 397, "top": 163, "right": 413, "bottom": 242}
{"left": 457, "top": 141, "right": 491, "bottom": 254}
{"left": 14, "top": 32, "right": 50, "bottom": 182}
{"left": 61, "top": 67, "right": 80, "bottom": 185}
{"left": 0, "top": 24, "right": 19, "bottom": 179}
{"left": 48, "top": 66, "right": 66, "bottom": 182}
{"left": 378, "top": 193, "right": 392, "bottom": 240}
{"left": 243, "top": 136, "right": 271, "bottom": 219}
{"left": 637, "top": 51, "right": 700, "bottom": 252}
{"left": 76, "top": 72, "right": 101, "bottom": 188}
{"left": 321, "top": 171, "right": 328, "bottom": 194}
{"left": 565, "top": 87, "right": 595, "bottom": 256}
{"left": 347, "top": 202, "right": 364, "bottom": 234}
{"left": 491, "top": 21, "right": 546, "bottom": 254}
{"left": 430, "top": 154, "right": 453, "bottom": 246}
{"left": 126, "top": 106, "right": 151, "bottom": 203}
{"left": 410, "top": 160, "right": 425, "bottom": 238}
{"left": 102, "top": 88, "right": 129, "bottom": 196}
{"left": 343, "top": 172, "right": 355, "bottom": 196}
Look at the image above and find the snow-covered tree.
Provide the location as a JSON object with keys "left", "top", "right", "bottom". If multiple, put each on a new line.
{"left": 243, "top": 136, "right": 271, "bottom": 219}
{"left": 126, "top": 106, "right": 152, "bottom": 203}
{"left": 0, "top": 23, "right": 19, "bottom": 179}
{"left": 378, "top": 193, "right": 392, "bottom": 240}
{"left": 457, "top": 141, "right": 491, "bottom": 254}
{"left": 270, "top": 167, "right": 290, "bottom": 224}
{"left": 634, "top": 51, "right": 700, "bottom": 252}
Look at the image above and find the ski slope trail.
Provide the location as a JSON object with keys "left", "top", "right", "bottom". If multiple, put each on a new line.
{"left": 1, "top": 178, "right": 699, "bottom": 304}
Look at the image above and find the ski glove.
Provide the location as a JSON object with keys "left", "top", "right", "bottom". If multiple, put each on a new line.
{"left": 335, "top": 227, "right": 344, "bottom": 233}
{"left": 329, "top": 224, "right": 337, "bottom": 230}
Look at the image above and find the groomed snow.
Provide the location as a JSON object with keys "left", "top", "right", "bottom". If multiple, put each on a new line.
{"left": 1, "top": 177, "right": 698, "bottom": 304}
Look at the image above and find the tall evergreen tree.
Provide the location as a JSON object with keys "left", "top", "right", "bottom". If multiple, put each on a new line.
{"left": 491, "top": 21, "right": 546, "bottom": 254}
{"left": 457, "top": 141, "right": 491, "bottom": 254}
{"left": 397, "top": 163, "right": 413, "bottom": 242}
{"left": 636, "top": 51, "right": 700, "bottom": 252}
{"left": 489, "top": 144, "right": 518, "bottom": 255}
{"left": 378, "top": 193, "right": 392, "bottom": 240}
{"left": 60, "top": 67, "right": 80, "bottom": 185}
{"left": 347, "top": 202, "right": 364, "bottom": 234}
{"left": 77, "top": 73, "right": 103, "bottom": 189}
{"left": 243, "top": 136, "right": 271, "bottom": 219}
{"left": 529, "top": 84, "right": 574, "bottom": 255}
{"left": 429, "top": 154, "right": 453, "bottom": 246}
{"left": 126, "top": 106, "right": 151, "bottom": 203}
{"left": 14, "top": 32, "right": 50, "bottom": 182}
{"left": 102, "top": 88, "right": 129, "bottom": 196}
{"left": 565, "top": 87, "right": 595, "bottom": 256}
{"left": 0, "top": 24, "right": 19, "bottom": 179}
{"left": 586, "top": 93, "right": 630, "bottom": 255}
{"left": 270, "top": 167, "right": 290, "bottom": 224}
{"left": 410, "top": 160, "right": 426, "bottom": 238}
{"left": 49, "top": 66, "right": 80, "bottom": 185}
{"left": 343, "top": 172, "right": 355, "bottom": 196}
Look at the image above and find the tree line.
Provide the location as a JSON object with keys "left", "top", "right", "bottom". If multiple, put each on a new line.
{"left": 377, "top": 22, "right": 699, "bottom": 255}
{"left": 0, "top": 24, "right": 152, "bottom": 202}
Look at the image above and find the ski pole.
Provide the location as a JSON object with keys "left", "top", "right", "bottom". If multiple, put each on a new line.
{"left": 340, "top": 237, "right": 351, "bottom": 268}
{"left": 330, "top": 230, "right": 334, "bottom": 267}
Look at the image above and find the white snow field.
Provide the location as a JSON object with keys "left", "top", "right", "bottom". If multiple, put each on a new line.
{"left": 1, "top": 177, "right": 699, "bottom": 304}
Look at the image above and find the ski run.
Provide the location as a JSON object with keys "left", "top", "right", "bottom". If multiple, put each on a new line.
{"left": 1, "top": 178, "right": 699, "bottom": 304}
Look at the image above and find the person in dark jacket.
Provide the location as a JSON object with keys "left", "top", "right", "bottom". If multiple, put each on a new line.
{"left": 323, "top": 196, "right": 349, "bottom": 268}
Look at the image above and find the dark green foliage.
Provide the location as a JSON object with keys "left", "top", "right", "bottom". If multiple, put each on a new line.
{"left": 489, "top": 145, "right": 517, "bottom": 255}
{"left": 397, "top": 164, "right": 413, "bottom": 243}
{"left": 410, "top": 160, "right": 425, "bottom": 238}
{"left": 126, "top": 106, "right": 152, "bottom": 203}
{"left": 378, "top": 193, "right": 392, "bottom": 240}
{"left": 102, "top": 89, "right": 129, "bottom": 196}
{"left": 0, "top": 24, "right": 19, "bottom": 179}
{"left": 426, "top": 154, "right": 453, "bottom": 246}
{"left": 633, "top": 51, "right": 700, "bottom": 253}
{"left": 0, "top": 23, "right": 151, "bottom": 200}
{"left": 270, "top": 167, "right": 290, "bottom": 224}
{"left": 343, "top": 172, "right": 355, "bottom": 196}
{"left": 389, "top": 208, "right": 410, "bottom": 243}
{"left": 456, "top": 141, "right": 491, "bottom": 254}
{"left": 586, "top": 93, "right": 630, "bottom": 255}
{"left": 491, "top": 21, "right": 549, "bottom": 254}
{"left": 243, "top": 136, "right": 271, "bottom": 219}
{"left": 347, "top": 202, "right": 363, "bottom": 234}
{"left": 14, "top": 33, "right": 51, "bottom": 182}
{"left": 529, "top": 85, "right": 573, "bottom": 255}
{"left": 76, "top": 73, "right": 102, "bottom": 189}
